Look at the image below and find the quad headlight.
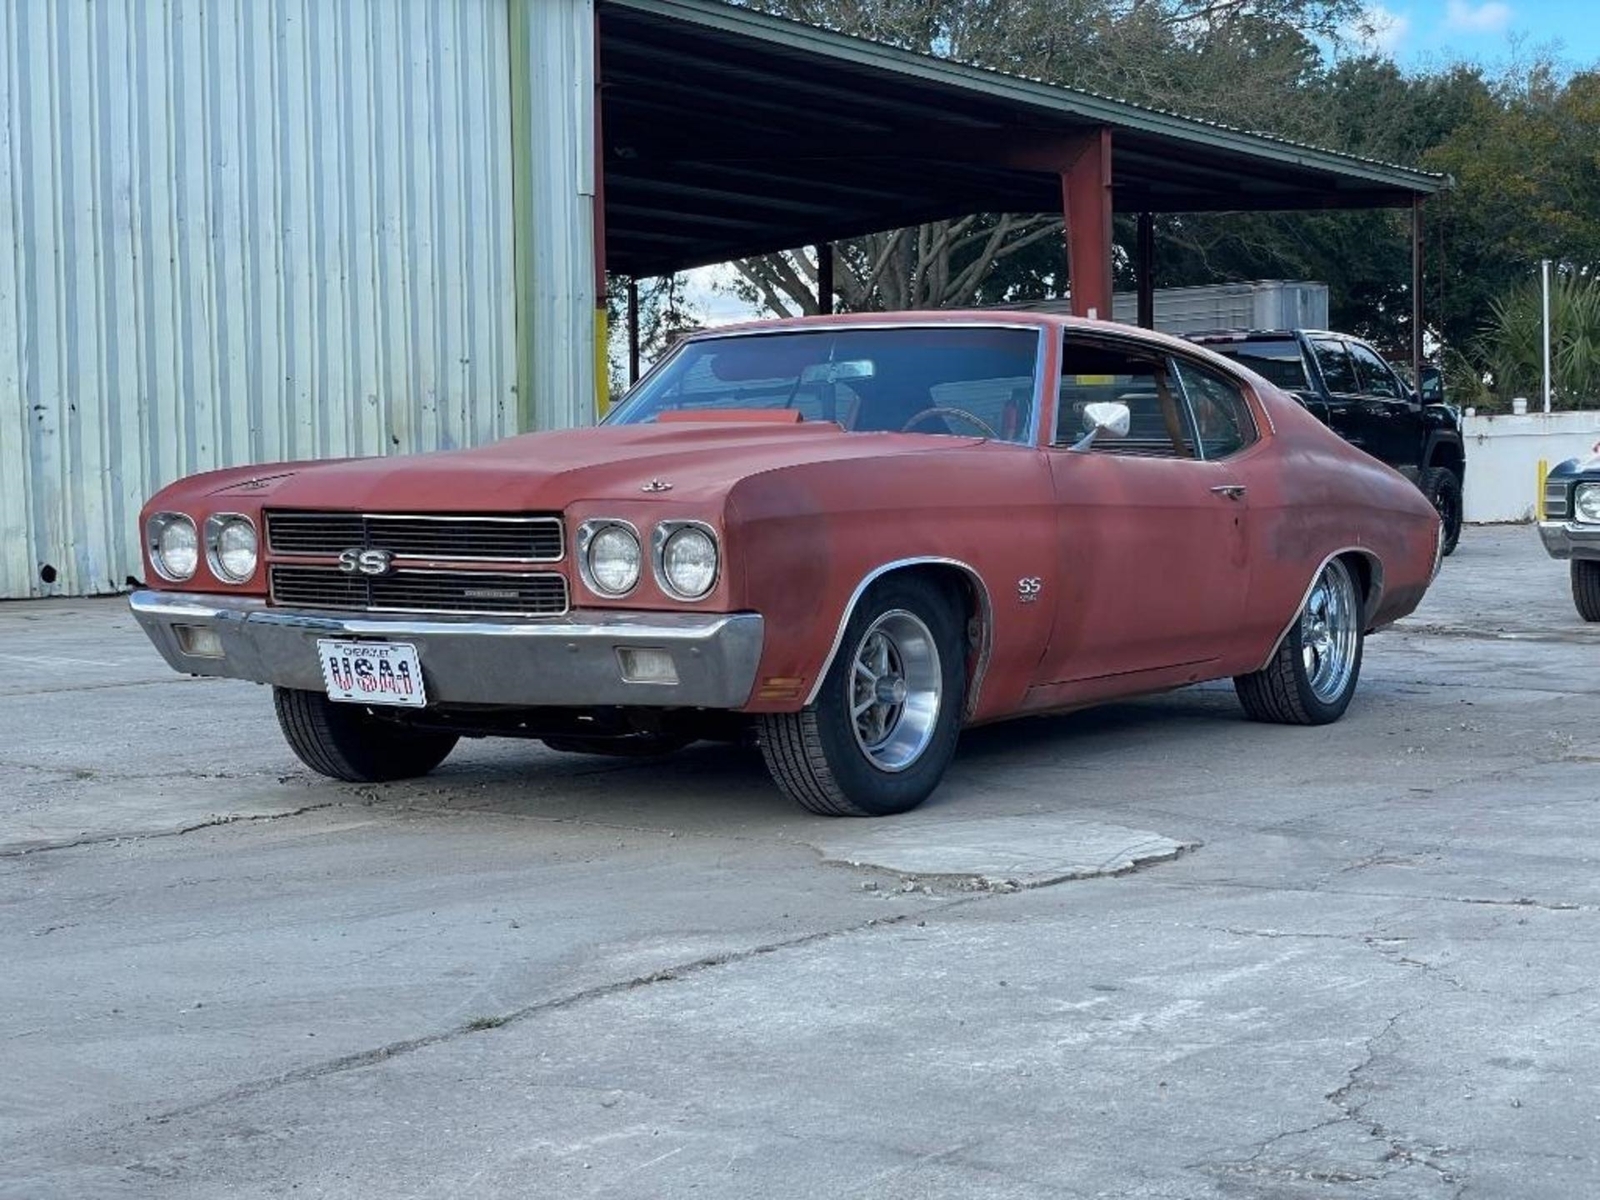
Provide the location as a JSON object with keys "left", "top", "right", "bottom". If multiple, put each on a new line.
{"left": 580, "top": 521, "right": 643, "bottom": 596}
{"left": 655, "top": 523, "right": 719, "bottom": 599}
{"left": 1575, "top": 482, "right": 1600, "bottom": 524}
{"left": 147, "top": 513, "right": 199, "bottom": 581}
{"left": 206, "top": 514, "right": 258, "bottom": 583}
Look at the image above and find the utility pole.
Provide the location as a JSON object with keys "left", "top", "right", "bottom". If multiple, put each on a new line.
{"left": 1542, "top": 259, "right": 1553, "bottom": 414}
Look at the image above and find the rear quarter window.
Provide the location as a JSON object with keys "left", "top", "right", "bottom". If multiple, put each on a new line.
{"left": 1207, "top": 339, "right": 1309, "bottom": 391}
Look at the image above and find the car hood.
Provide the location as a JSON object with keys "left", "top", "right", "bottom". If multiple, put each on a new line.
{"left": 198, "top": 422, "right": 987, "bottom": 511}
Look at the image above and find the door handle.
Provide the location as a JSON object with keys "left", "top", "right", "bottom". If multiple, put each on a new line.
{"left": 1210, "top": 484, "right": 1247, "bottom": 500}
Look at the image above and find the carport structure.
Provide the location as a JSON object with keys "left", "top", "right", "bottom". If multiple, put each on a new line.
{"left": 528, "top": 0, "right": 1445, "bottom": 416}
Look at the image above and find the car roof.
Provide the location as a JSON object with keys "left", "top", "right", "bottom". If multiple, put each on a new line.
{"left": 1186, "top": 329, "right": 1345, "bottom": 342}
{"left": 683, "top": 310, "right": 1238, "bottom": 360}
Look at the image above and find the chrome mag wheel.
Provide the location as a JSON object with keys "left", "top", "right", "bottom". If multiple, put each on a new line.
{"left": 849, "top": 608, "right": 943, "bottom": 772}
{"left": 1300, "top": 558, "right": 1360, "bottom": 705}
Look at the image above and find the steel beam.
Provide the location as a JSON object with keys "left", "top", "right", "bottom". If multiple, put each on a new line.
{"left": 1136, "top": 212, "right": 1155, "bottom": 329}
{"left": 1060, "top": 129, "right": 1114, "bottom": 321}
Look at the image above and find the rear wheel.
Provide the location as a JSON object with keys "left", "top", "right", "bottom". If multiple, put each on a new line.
{"left": 1234, "top": 557, "right": 1364, "bottom": 725}
{"left": 273, "top": 687, "right": 458, "bottom": 782}
{"left": 1421, "top": 466, "right": 1463, "bottom": 557}
{"left": 758, "top": 576, "right": 966, "bottom": 816}
{"left": 1574, "top": 561, "right": 1600, "bottom": 622}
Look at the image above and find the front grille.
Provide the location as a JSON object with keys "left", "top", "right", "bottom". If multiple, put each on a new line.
{"left": 266, "top": 512, "right": 563, "bottom": 562}
{"left": 270, "top": 566, "right": 569, "bottom": 617}
{"left": 1545, "top": 480, "right": 1570, "bottom": 520}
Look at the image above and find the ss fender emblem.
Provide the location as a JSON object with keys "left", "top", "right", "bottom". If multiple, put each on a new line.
{"left": 1017, "top": 576, "right": 1043, "bottom": 603}
{"left": 339, "top": 548, "right": 395, "bottom": 576}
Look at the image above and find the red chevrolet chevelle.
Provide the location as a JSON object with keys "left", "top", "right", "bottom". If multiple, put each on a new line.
{"left": 132, "top": 313, "right": 1442, "bottom": 816}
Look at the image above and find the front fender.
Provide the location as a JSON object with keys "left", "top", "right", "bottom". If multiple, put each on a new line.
{"left": 726, "top": 449, "right": 1057, "bottom": 719}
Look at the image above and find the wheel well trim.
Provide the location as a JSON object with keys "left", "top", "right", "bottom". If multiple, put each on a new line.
{"left": 1256, "top": 547, "right": 1385, "bottom": 673}
{"left": 805, "top": 556, "right": 994, "bottom": 717}
{"left": 1423, "top": 431, "right": 1466, "bottom": 475}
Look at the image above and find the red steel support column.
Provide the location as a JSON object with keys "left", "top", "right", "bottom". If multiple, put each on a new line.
{"left": 1060, "top": 128, "right": 1114, "bottom": 321}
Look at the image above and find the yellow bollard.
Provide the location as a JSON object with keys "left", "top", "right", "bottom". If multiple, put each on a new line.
{"left": 1536, "top": 458, "right": 1549, "bottom": 520}
{"left": 595, "top": 307, "right": 611, "bottom": 419}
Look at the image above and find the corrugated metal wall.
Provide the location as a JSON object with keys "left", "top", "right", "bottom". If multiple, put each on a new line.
{"left": 0, "top": 0, "right": 520, "bottom": 598}
{"left": 518, "top": 0, "right": 597, "bottom": 431}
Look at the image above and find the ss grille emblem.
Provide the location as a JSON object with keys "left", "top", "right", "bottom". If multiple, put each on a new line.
{"left": 339, "top": 548, "right": 395, "bottom": 576}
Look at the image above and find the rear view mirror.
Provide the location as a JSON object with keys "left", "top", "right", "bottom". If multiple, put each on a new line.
{"left": 800, "top": 359, "right": 875, "bottom": 384}
{"left": 1070, "top": 401, "right": 1131, "bottom": 452}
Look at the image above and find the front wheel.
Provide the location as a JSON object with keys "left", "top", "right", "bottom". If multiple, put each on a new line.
{"left": 273, "top": 687, "right": 458, "bottom": 782}
{"left": 758, "top": 576, "right": 967, "bottom": 816}
{"left": 1421, "top": 466, "right": 1463, "bottom": 557}
{"left": 1234, "top": 557, "right": 1365, "bottom": 725}
{"left": 1574, "top": 560, "right": 1600, "bottom": 622}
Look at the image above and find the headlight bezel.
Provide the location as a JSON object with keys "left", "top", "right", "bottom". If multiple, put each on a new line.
{"left": 147, "top": 512, "right": 199, "bottom": 582}
{"left": 1574, "top": 482, "right": 1600, "bottom": 524}
{"left": 653, "top": 520, "right": 720, "bottom": 600}
{"left": 205, "top": 513, "right": 259, "bottom": 584}
{"left": 577, "top": 519, "right": 644, "bottom": 598}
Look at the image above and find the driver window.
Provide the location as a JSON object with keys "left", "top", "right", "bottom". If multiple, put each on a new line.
{"left": 1347, "top": 342, "right": 1403, "bottom": 399}
{"left": 1056, "top": 340, "right": 1195, "bottom": 458}
{"left": 1312, "top": 339, "right": 1359, "bottom": 395}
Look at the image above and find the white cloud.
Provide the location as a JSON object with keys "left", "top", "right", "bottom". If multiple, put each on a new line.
{"left": 1444, "top": 0, "right": 1513, "bottom": 34}
{"left": 1346, "top": 5, "right": 1412, "bottom": 55}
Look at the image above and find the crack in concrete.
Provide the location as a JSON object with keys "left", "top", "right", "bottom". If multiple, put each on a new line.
{"left": 0, "top": 675, "right": 223, "bottom": 699}
{"left": 1194, "top": 1006, "right": 1465, "bottom": 1195}
{"left": 0, "top": 757, "right": 285, "bottom": 785}
{"left": 1154, "top": 876, "right": 1596, "bottom": 913}
{"left": 1395, "top": 622, "right": 1600, "bottom": 649}
{"left": 0, "top": 803, "right": 338, "bottom": 858}
{"left": 1195, "top": 924, "right": 1479, "bottom": 993}
{"left": 146, "top": 907, "right": 941, "bottom": 1126}
{"left": 1326, "top": 1007, "right": 1467, "bottom": 1195}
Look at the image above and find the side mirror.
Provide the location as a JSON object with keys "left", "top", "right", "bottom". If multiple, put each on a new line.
{"left": 1418, "top": 365, "right": 1444, "bottom": 404}
{"left": 1070, "top": 401, "right": 1131, "bottom": 452}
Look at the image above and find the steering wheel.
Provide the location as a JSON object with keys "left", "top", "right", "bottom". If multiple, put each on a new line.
{"left": 898, "top": 406, "right": 1000, "bottom": 438}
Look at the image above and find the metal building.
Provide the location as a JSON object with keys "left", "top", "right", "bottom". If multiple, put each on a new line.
{"left": 0, "top": 0, "right": 598, "bottom": 598}
{"left": 2, "top": 0, "right": 1439, "bottom": 599}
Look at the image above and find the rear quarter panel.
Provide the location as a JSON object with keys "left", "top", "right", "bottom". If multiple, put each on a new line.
{"left": 1236, "top": 383, "right": 1440, "bottom": 664}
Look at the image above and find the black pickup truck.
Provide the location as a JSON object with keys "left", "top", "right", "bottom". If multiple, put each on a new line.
{"left": 1188, "top": 330, "right": 1466, "bottom": 555}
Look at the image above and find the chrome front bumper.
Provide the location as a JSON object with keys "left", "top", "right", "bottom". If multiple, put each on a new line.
{"left": 129, "top": 590, "right": 765, "bottom": 709}
{"left": 1538, "top": 520, "right": 1600, "bottom": 562}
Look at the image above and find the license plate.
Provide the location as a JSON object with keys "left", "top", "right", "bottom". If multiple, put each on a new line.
{"left": 317, "top": 639, "right": 426, "bottom": 707}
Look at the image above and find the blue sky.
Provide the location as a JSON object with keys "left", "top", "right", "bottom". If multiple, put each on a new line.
{"left": 1351, "top": 0, "right": 1600, "bottom": 68}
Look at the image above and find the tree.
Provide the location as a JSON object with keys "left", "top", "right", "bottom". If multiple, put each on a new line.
{"left": 1467, "top": 270, "right": 1600, "bottom": 411}
{"left": 724, "top": 0, "right": 1363, "bottom": 316}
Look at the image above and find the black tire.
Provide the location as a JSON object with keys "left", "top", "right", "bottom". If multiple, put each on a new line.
{"left": 273, "top": 687, "right": 458, "bottom": 782}
{"left": 1234, "top": 558, "right": 1365, "bottom": 726}
{"left": 541, "top": 734, "right": 692, "bottom": 757}
{"left": 1421, "top": 466, "right": 1463, "bottom": 557}
{"left": 1574, "top": 560, "right": 1600, "bottom": 622}
{"left": 757, "top": 575, "right": 967, "bottom": 817}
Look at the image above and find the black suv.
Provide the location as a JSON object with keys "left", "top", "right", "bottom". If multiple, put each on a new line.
{"left": 1188, "top": 330, "right": 1466, "bottom": 555}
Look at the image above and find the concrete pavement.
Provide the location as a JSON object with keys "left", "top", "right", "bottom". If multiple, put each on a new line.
{"left": 2, "top": 526, "right": 1597, "bottom": 1199}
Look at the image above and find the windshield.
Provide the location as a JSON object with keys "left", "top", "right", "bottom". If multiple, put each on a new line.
{"left": 608, "top": 327, "right": 1040, "bottom": 443}
{"left": 1206, "top": 338, "right": 1310, "bottom": 391}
